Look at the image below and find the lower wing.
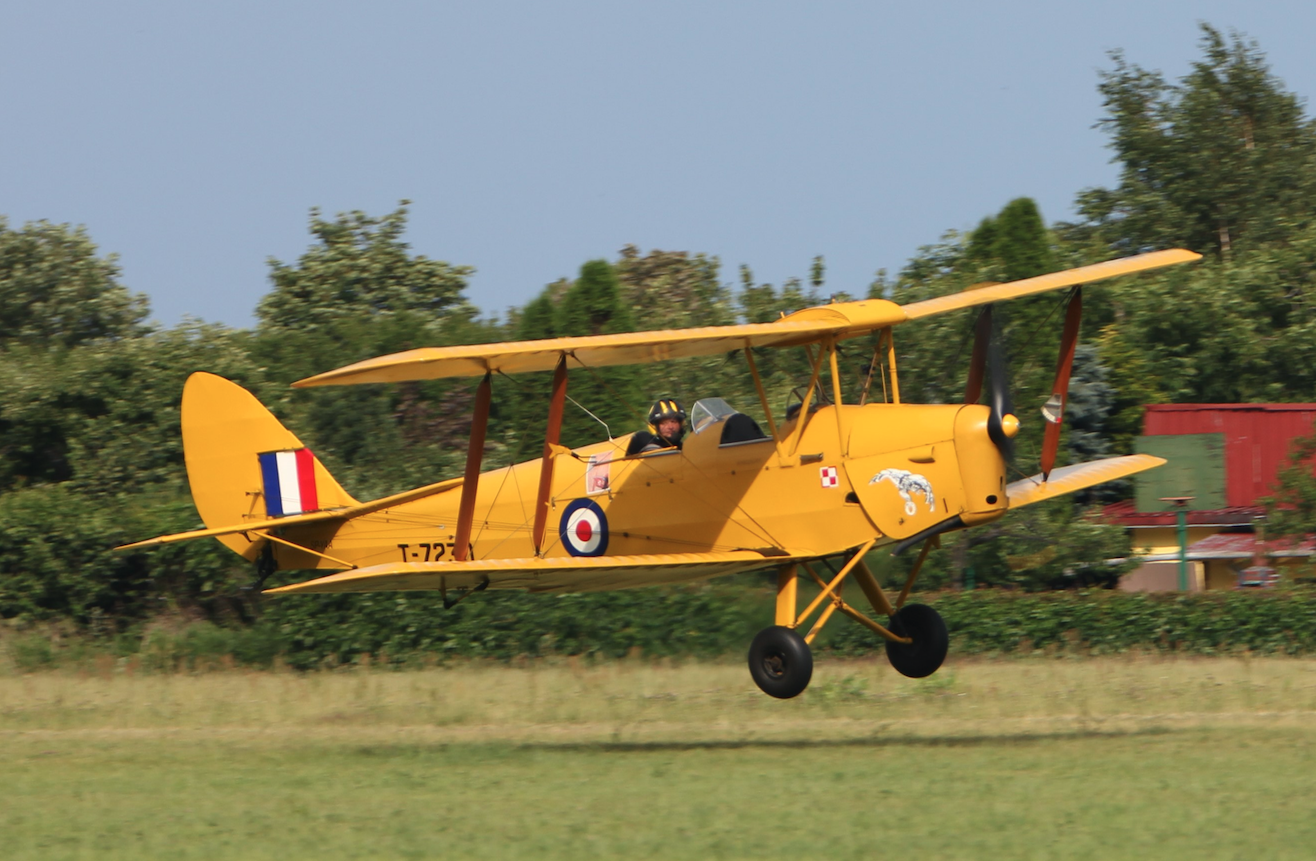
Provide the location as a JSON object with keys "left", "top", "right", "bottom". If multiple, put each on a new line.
{"left": 1006, "top": 454, "right": 1165, "bottom": 508}
{"left": 264, "top": 550, "right": 790, "bottom": 595}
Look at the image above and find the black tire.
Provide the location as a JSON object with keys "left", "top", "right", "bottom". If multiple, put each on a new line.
{"left": 747, "top": 626, "right": 813, "bottom": 698}
{"left": 884, "top": 603, "right": 948, "bottom": 678}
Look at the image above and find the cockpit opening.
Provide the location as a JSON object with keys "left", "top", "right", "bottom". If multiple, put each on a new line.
{"left": 689, "top": 398, "right": 769, "bottom": 446}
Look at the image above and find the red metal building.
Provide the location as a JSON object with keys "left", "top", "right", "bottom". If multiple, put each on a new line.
{"left": 1142, "top": 404, "right": 1316, "bottom": 506}
{"left": 1109, "top": 404, "right": 1316, "bottom": 590}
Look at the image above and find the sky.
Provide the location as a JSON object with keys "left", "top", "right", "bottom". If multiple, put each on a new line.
{"left": 4, "top": 1, "right": 1316, "bottom": 329}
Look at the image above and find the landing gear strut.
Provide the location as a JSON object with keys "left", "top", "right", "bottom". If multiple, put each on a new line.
{"left": 747, "top": 541, "right": 948, "bottom": 697}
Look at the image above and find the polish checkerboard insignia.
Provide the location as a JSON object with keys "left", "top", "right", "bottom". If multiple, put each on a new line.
{"left": 820, "top": 466, "right": 839, "bottom": 488}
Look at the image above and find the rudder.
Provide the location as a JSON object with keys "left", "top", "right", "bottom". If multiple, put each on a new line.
{"left": 182, "top": 373, "right": 358, "bottom": 558}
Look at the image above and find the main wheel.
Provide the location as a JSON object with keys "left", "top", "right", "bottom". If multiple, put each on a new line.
{"left": 747, "top": 626, "right": 813, "bottom": 698}
{"left": 884, "top": 603, "right": 948, "bottom": 678}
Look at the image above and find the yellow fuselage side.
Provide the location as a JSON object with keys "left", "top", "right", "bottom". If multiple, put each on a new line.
{"left": 273, "top": 403, "right": 1010, "bottom": 582}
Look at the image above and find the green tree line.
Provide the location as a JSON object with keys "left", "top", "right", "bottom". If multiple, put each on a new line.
{"left": 3, "top": 24, "right": 1316, "bottom": 650}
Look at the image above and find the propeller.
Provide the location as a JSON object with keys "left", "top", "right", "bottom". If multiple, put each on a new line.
{"left": 964, "top": 305, "right": 1019, "bottom": 467}
{"left": 964, "top": 288, "right": 1083, "bottom": 482}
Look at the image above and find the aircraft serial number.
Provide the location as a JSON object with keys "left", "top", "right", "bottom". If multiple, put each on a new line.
{"left": 396, "top": 542, "right": 474, "bottom": 562}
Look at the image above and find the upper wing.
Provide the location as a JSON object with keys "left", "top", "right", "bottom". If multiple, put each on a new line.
{"left": 1005, "top": 454, "right": 1166, "bottom": 509}
{"left": 292, "top": 319, "right": 863, "bottom": 386}
{"left": 900, "top": 250, "right": 1200, "bottom": 321}
{"left": 293, "top": 250, "right": 1199, "bottom": 385}
{"left": 264, "top": 550, "right": 787, "bottom": 595}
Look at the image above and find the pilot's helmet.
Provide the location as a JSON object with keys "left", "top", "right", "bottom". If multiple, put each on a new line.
{"left": 647, "top": 398, "right": 687, "bottom": 444}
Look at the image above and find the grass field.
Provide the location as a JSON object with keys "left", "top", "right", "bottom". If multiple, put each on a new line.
{"left": 4, "top": 655, "right": 1316, "bottom": 859}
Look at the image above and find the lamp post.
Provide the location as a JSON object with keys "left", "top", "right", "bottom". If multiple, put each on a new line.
{"left": 1160, "top": 496, "right": 1194, "bottom": 592}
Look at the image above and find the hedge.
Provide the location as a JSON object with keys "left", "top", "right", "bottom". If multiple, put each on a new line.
{"left": 7, "top": 586, "right": 1316, "bottom": 671}
{"left": 828, "top": 589, "right": 1316, "bottom": 657}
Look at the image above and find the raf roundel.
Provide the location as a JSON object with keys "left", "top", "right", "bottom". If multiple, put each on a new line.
{"left": 560, "top": 498, "right": 609, "bottom": 557}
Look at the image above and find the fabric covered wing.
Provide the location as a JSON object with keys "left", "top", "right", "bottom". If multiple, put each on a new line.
{"left": 1005, "top": 455, "right": 1166, "bottom": 509}
{"left": 294, "top": 251, "right": 1197, "bottom": 387}
{"left": 900, "top": 250, "right": 1199, "bottom": 321}
{"left": 292, "top": 320, "right": 856, "bottom": 385}
{"left": 264, "top": 551, "right": 788, "bottom": 595}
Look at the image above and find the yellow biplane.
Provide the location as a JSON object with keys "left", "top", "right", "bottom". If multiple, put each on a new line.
{"left": 124, "top": 249, "right": 1199, "bottom": 697}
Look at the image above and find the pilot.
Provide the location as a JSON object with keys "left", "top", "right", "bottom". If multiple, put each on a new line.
{"left": 626, "top": 398, "right": 686, "bottom": 455}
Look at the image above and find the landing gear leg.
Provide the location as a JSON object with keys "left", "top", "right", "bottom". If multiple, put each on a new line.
{"left": 748, "top": 564, "right": 812, "bottom": 698}
{"left": 748, "top": 626, "right": 813, "bottom": 699}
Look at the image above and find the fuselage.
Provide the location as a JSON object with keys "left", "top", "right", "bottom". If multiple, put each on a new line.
{"left": 276, "top": 400, "right": 1010, "bottom": 582}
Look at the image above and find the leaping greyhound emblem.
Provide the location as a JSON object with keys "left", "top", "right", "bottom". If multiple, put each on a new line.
{"left": 870, "top": 468, "right": 936, "bottom": 516}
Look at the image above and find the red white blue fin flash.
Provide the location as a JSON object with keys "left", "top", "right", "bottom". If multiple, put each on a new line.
{"left": 258, "top": 449, "right": 320, "bottom": 517}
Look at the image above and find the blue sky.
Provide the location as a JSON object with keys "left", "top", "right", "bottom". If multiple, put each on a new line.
{"left": 4, "top": 1, "right": 1315, "bottom": 328}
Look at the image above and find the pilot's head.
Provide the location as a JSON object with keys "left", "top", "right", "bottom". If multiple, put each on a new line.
{"left": 647, "top": 398, "right": 686, "bottom": 445}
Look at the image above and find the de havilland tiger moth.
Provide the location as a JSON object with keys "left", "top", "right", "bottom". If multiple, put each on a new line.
{"left": 122, "top": 249, "right": 1200, "bottom": 697}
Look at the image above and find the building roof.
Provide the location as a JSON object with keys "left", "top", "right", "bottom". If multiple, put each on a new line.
{"left": 1137, "top": 531, "right": 1316, "bottom": 562}
{"left": 1102, "top": 500, "right": 1264, "bottom": 527}
{"left": 1145, "top": 404, "right": 1316, "bottom": 412}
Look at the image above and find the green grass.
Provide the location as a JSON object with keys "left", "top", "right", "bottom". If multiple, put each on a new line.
{"left": 4, "top": 657, "right": 1316, "bottom": 859}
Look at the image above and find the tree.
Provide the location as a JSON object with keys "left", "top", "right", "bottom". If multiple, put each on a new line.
{"left": 968, "top": 198, "right": 1056, "bottom": 281}
{"left": 0, "top": 322, "right": 263, "bottom": 496}
{"left": 0, "top": 218, "right": 148, "bottom": 348}
{"left": 516, "top": 290, "right": 559, "bottom": 341}
{"left": 507, "top": 260, "right": 642, "bottom": 447}
{"left": 905, "top": 504, "right": 1136, "bottom": 592}
{"left": 1078, "top": 24, "right": 1316, "bottom": 257}
{"left": 1267, "top": 432, "right": 1316, "bottom": 552}
{"left": 248, "top": 204, "right": 503, "bottom": 497}
{"left": 554, "top": 259, "right": 634, "bottom": 336}
{"left": 615, "top": 245, "right": 733, "bottom": 331}
{"left": 257, "top": 202, "right": 474, "bottom": 337}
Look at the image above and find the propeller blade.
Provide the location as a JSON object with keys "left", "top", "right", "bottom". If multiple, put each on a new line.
{"left": 1039, "top": 287, "right": 1083, "bottom": 481}
{"left": 964, "top": 306, "right": 991, "bottom": 405}
{"left": 985, "top": 309, "right": 1017, "bottom": 465}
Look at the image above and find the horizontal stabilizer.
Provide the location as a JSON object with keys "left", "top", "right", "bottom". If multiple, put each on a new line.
{"left": 265, "top": 551, "right": 788, "bottom": 595}
{"left": 117, "top": 476, "right": 464, "bottom": 550}
{"left": 1005, "top": 454, "right": 1166, "bottom": 509}
{"left": 118, "top": 508, "right": 349, "bottom": 550}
